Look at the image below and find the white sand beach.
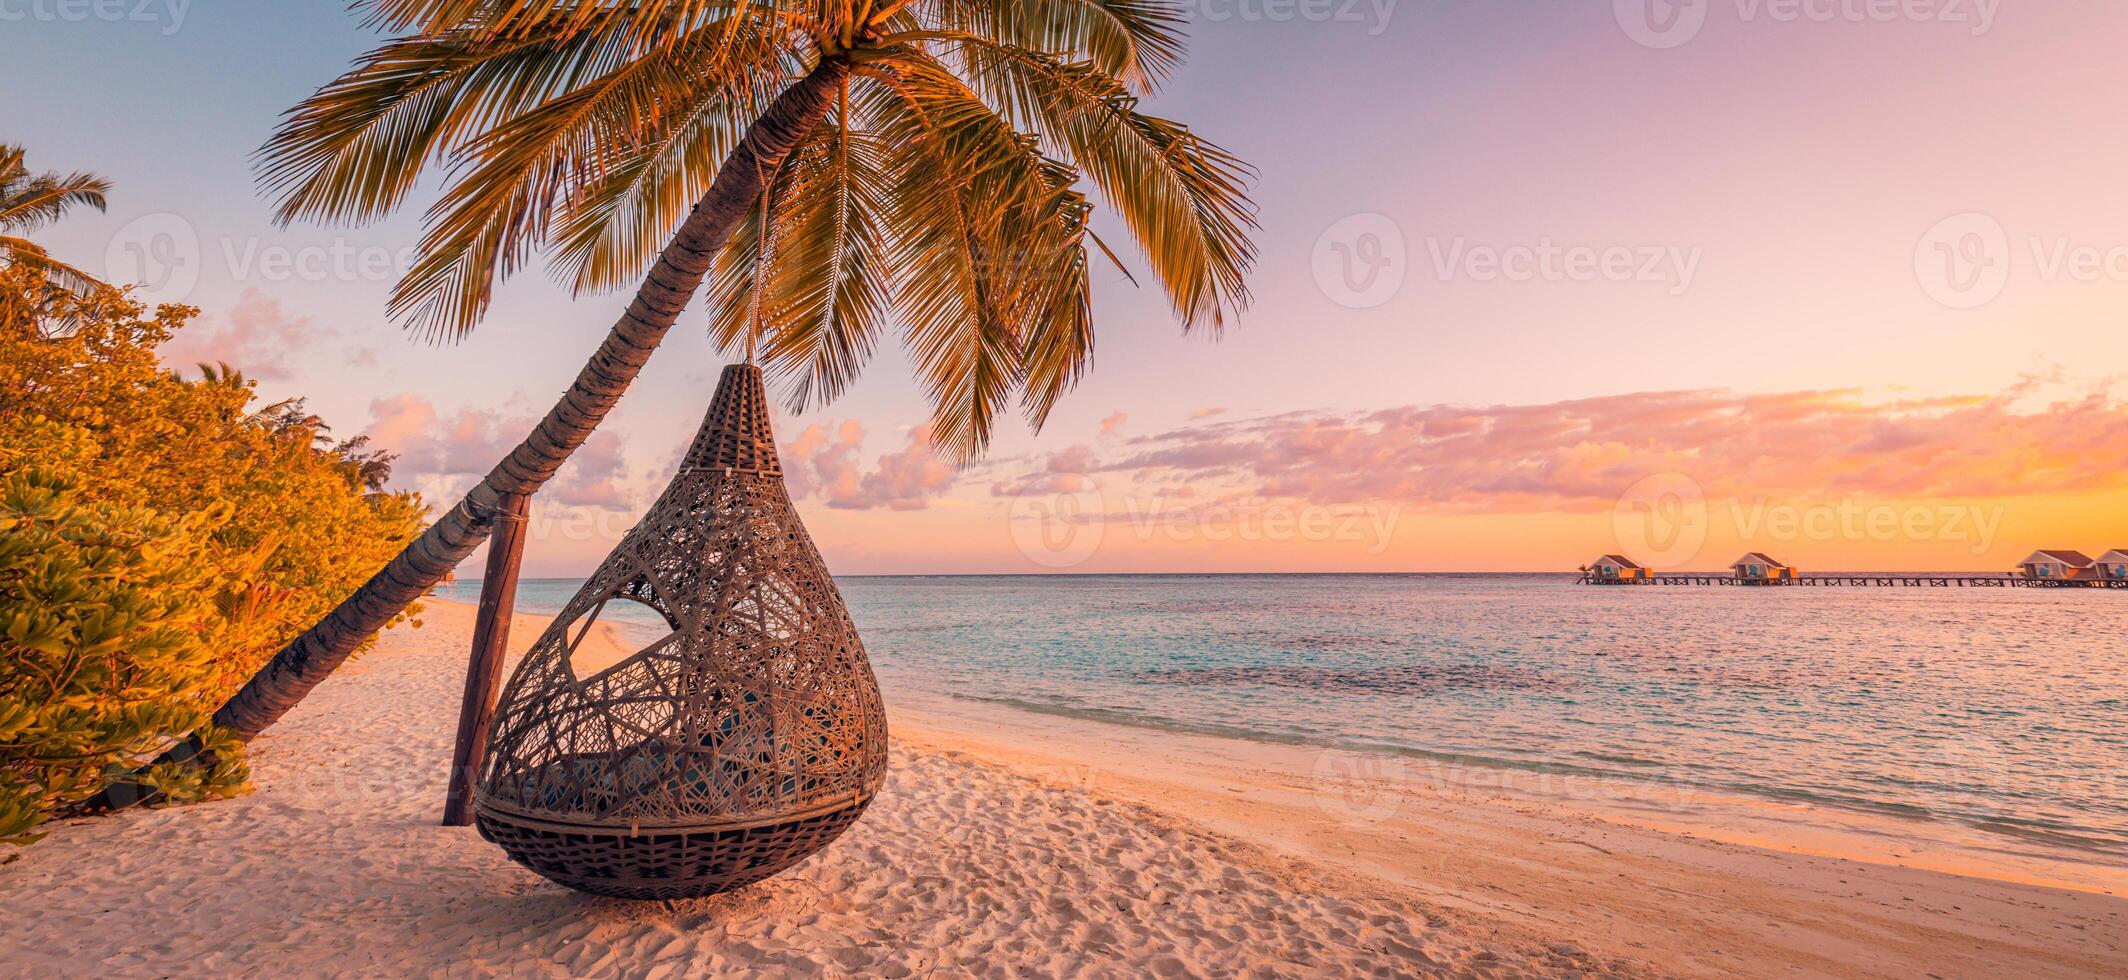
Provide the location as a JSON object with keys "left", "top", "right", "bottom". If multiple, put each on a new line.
{"left": 5, "top": 600, "right": 2123, "bottom": 978}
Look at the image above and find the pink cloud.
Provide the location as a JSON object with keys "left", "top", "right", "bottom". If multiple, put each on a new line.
{"left": 547, "top": 432, "right": 629, "bottom": 507}
{"left": 782, "top": 421, "right": 956, "bottom": 510}
{"left": 991, "top": 443, "right": 1096, "bottom": 497}
{"left": 364, "top": 393, "right": 437, "bottom": 456}
{"left": 782, "top": 420, "right": 867, "bottom": 503}
{"left": 1188, "top": 406, "right": 1228, "bottom": 420}
{"left": 362, "top": 395, "right": 634, "bottom": 508}
{"left": 158, "top": 289, "right": 319, "bottom": 380}
{"left": 1099, "top": 411, "right": 1129, "bottom": 436}
{"left": 1026, "top": 382, "right": 2128, "bottom": 512}
{"left": 847, "top": 429, "right": 955, "bottom": 511}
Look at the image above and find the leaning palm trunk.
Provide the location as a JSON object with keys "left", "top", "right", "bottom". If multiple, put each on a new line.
{"left": 88, "top": 59, "right": 851, "bottom": 810}
{"left": 222, "top": 60, "right": 851, "bottom": 738}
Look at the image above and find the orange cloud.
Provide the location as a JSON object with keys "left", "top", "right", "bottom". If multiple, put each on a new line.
{"left": 1092, "top": 382, "right": 2128, "bottom": 513}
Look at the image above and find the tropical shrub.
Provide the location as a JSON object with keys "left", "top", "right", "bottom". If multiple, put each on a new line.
{"left": 0, "top": 266, "right": 426, "bottom": 844}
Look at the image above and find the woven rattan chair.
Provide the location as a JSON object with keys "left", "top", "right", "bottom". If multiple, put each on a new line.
{"left": 473, "top": 364, "right": 888, "bottom": 899}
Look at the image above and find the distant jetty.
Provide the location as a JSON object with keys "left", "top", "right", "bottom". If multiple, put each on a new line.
{"left": 1579, "top": 552, "right": 2128, "bottom": 588}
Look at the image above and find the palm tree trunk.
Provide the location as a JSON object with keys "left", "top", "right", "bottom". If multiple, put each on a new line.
{"left": 86, "top": 58, "right": 851, "bottom": 811}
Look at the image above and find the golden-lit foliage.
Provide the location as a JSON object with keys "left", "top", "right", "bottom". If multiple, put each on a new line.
{"left": 0, "top": 144, "right": 113, "bottom": 332}
{"left": 260, "top": 0, "right": 1257, "bottom": 459}
{"left": 0, "top": 267, "right": 427, "bottom": 844}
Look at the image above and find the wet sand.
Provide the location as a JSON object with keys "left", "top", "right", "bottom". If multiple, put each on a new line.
{"left": 5, "top": 600, "right": 2121, "bottom": 977}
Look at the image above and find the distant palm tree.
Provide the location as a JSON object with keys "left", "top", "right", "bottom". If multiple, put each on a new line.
{"left": 0, "top": 145, "right": 112, "bottom": 331}
{"left": 199, "top": 2, "right": 1256, "bottom": 750}
{"left": 203, "top": 362, "right": 404, "bottom": 493}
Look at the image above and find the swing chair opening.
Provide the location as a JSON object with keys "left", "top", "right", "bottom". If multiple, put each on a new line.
{"left": 471, "top": 364, "right": 888, "bottom": 900}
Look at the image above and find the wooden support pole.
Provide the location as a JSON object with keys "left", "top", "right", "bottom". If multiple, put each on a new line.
{"left": 442, "top": 492, "right": 531, "bottom": 827}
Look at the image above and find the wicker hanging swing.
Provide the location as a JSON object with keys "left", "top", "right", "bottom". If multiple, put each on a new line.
{"left": 472, "top": 363, "right": 889, "bottom": 899}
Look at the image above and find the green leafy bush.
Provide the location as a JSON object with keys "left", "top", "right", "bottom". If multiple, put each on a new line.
{"left": 0, "top": 266, "right": 426, "bottom": 844}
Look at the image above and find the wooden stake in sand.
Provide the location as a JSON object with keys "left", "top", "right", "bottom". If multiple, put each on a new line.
{"left": 442, "top": 492, "right": 531, "bottom": 827}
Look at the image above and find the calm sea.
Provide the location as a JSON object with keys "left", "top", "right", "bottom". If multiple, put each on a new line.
{"left": 437, "top": 574, "right": 2128, "bottom": 854}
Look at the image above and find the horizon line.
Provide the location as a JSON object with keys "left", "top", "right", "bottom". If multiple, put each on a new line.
{"left": 446, "top": 568, "right": 2038, "bottom": 582}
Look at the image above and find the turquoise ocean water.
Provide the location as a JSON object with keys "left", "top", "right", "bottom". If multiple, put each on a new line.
{"left": 438, "top": 574, "right": 2128, "bottom": 854}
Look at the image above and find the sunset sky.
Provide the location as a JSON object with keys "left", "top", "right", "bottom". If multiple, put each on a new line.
{"left": 8, "top": 2, "right": 2127, "bottom": 574}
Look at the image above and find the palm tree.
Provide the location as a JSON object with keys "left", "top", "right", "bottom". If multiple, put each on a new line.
{"left": 135, "top": 0, "right": 1256, "bottom": 770}
{"left": 0, "top": 145, "right": 112, "bottom": 331}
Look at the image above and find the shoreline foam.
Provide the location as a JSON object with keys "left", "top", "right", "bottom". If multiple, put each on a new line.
{"left": 5, "top": 599, "right": 2122, "bottom": 978}
{"left": 911, "top": 688, "right": 2128, "bottom": 887}
{"left": 886, "top": 686, "right": 2128, "bottom": 976}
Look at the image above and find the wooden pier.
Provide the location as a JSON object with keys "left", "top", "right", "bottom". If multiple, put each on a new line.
{"left": 1578, "top": 573, "right": 2127, "bottom": 588}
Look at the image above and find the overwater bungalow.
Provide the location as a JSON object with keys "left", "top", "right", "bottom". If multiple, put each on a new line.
{"left": 2098, "top": 550, "right": 2128, "bottom": 581}
{"left": 2017, "top": 550, "right": 2097, "bottom": 582}
{"left": 1731, "top": 553, "right": 1798, "bottom": 584}
{"left": 1587, "top": 554, "right": 1651, "bottom": 583}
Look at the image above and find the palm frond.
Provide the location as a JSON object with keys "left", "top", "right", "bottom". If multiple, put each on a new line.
{"left": 933, "top": 35, "right": 1255, "bottom": 330}
{"left": 360, "top": 0, "right": 810, "bottom": 51}
{"left": 0, "top": 236, "right": 107, "bottom": 299}
{"left": 253, "top": 0, "right": 1256, "bottom": 459}
{"left": 259, "top": 24, "right": 673, "bottom": 227}
{"left": 919, "top": 0, "right": 1186, "bottom": 91}
{"left": 0, "top": 172, "right": 110, "bottom": 232}
{"left": 386, "top": 24, "right": 796, "bottom": 338}
{"left": 0, "top": 145, "right": 111, "bottom": 299}
{"left": 547, "top": 25, "right": 796, "bottom": 293}
{"left": 701, "top": 83, "right": 895, "bottom": 410}
{"left": 858, "top": 54, "right": 1099, "bottom": 458}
